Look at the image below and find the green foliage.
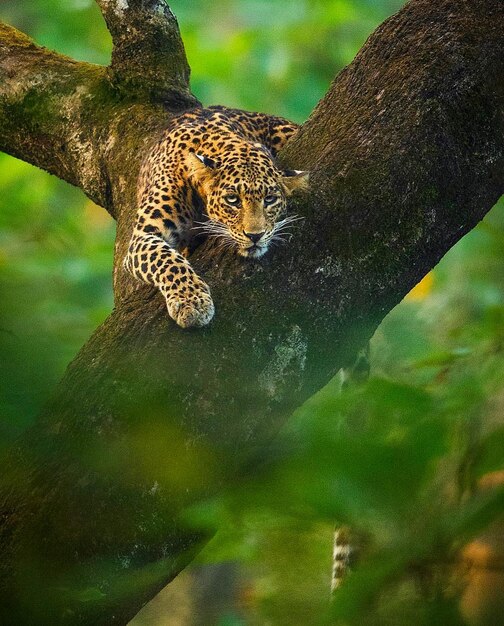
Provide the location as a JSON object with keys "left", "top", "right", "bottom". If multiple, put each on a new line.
{"left": 0, "top": 156, "right": 115, "bottom": 448}
{"left": 172, "top": 0, "right": 404, "bottom": 121}
{"left": 1, "top": 1, "right": 503, "bottom": 625}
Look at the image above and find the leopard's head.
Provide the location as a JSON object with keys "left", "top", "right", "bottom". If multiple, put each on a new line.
{"left": 187, "top": 143, "right": 308, "bottom": 258}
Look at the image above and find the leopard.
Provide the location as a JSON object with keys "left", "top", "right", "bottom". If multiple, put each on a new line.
{"left": 124, "top": 105, "right": 308, "bottom": 328}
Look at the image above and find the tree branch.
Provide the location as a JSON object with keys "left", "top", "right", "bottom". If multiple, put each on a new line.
{"left": 0, "top": 0, "right": 503, "bottom": 624}
{"left": 0, "top": 4, "right": 198, "bottom": 214}
{"left": 0, "top": 23, "right": 112, "bottom": 206}
{"left": 280, "top": 0, "right": 504, "bottom": 313}
{"left": 95, "top": 0, "right": 196, "bottom": 106}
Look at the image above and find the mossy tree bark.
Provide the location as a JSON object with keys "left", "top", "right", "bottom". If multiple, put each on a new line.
{"left": 0, "top": 0, "right": 503, "bottom": 623}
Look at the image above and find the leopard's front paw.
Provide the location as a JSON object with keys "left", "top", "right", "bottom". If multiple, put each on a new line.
{"left": 165, "top": 286, "right": 215, "bottom": 329}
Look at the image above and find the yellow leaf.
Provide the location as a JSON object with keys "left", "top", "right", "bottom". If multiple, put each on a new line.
{"left": 405, "top": 272, "right": 434, "bottom": 301}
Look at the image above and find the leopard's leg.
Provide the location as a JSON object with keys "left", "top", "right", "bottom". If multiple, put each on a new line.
{"left": 124, "top": 174, "right": 214, "bottom": 328}
{"left": 125, "top": 231, "right": 214, "bottom": 328}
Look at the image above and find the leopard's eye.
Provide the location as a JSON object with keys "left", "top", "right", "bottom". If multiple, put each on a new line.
{"left": 264, "top": 195, "right": 278, "bottom": 206}
{"left": 224, "top": 194, "right": 240, "bottom": 207}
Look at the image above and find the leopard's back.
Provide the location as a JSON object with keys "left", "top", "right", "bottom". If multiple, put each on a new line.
{"left": 126, "top": 105, "right": 307, "bottom": 328}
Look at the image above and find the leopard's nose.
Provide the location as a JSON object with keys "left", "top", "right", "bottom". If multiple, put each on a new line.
{"left": 244, "top": 231, "right": 265, "bottom": 244}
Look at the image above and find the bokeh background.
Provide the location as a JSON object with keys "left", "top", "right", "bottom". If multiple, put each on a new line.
{"left": 1, "top": 1, "right": 503, "bottom": 624}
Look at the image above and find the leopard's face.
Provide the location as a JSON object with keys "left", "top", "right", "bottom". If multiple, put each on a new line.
{"left": 204, "top": 148, "right": 290, "bottom": 258}
{"left": 189, "top": 144, "right": 308, "bottom": 258}
{"left": 205, "top": 183, "right": 284, "bottom": 258}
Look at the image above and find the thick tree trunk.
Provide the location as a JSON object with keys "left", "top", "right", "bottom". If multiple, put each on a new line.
{"left": 0, "top": 0, "right": 503, "bottom": 623}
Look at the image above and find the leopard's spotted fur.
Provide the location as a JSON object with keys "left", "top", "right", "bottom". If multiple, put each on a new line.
{"left": 124, "top": 106, "right": 308, "bottom": 328}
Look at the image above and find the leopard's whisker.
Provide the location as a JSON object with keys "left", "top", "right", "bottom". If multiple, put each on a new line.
{"left": 275, "top": 222, "right": 300, "bottom": 230}
{"left": 272, "top": 228, "right": 296, "bottom": 239}
{"left": 209, "top": 233, "right": 234, "bottom": 245}
{"left": 275, "top": 214, "right": 304, "bottom": 226}
{"left": 269, "top": 231, "right": 294, "bottom": 244}
{"left": 214, "top": 237, "right": 237, "bottom": 253}
{"left": 192, "top": 225, "right": 230, "bottom": 238}
{"left": 192, "top": 218, "right": 229, "bottom": 233}
{"left": 272, "top": 215, "right": 304, "bottom": 237}
{"left": 192, "top": 221, "right": 222, "bottom": 229}
{"left": 269, "top": 239, "right": 286, "bottom": 249}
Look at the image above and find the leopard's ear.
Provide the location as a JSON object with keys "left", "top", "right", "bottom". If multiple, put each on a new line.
{"left": 282, "top": 169, "right": 309, "bottom": 195}
{"left": 186, "top": 152, "right": 219, "bottom": 188}
{"left": 195, "top": 153, "right": 218, "bottom": 169}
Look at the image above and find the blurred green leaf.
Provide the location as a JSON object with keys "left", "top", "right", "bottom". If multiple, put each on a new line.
{"left": 77, "top": 587, "right": 107, "bottom": 603}
{"left": 473, "top": 428, "right": 504, "bottom": 479}
{"left": 412, "top": 348, "right": 472, "bottom": 368}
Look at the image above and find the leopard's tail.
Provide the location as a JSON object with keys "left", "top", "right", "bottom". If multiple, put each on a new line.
{"left": 331, "top": 346, "right": 370, "bottom": 593}
{"left": 331, "top": 525, "right": 353, "bottom": 592}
